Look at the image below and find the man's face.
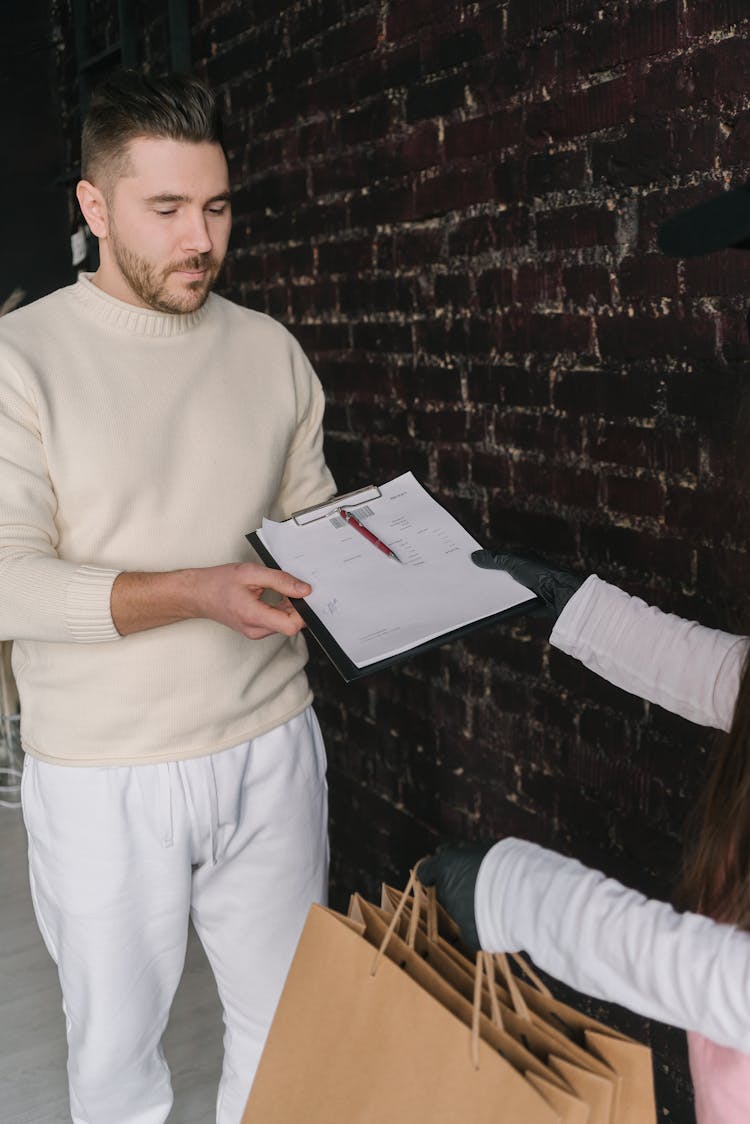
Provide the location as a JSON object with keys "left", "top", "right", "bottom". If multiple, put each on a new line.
{"left": 103, "top": 136, "right": 232, "bottom": 314}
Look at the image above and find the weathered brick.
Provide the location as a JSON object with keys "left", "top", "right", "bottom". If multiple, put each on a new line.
{"left": 436, "top": 446, "right": 472, "bottom": 490}
{"left": 537, "top": 204, "right": 617, "bottom": 250}
{"left": 368, "top": 439, "right": 431, "bottom": 481}
{"left": 642, "top": 57, "right": 698, "bottom": 115}
{"left": 498, "top": 413, "right": 585, "bottom": 460}
{"left": 597, "top": 311, "right": 717, "bottom": 361}
{"left": 340, "top": 96, "right": 393, "bottom": 147}
{"left": 413, "top": 165, "right": 497, "bottom": 220}
{"left": 554, "top": 366, "right": 661, "bottom": 418}
{"left": 406, "top": 73, "right": 466, "bottom": 123}
{"left": 414, "top": 314, "right": 472, "bottom": 356}
{"left": 618, "top": 255, "right": 680, "bottom": 301}
{"left": 664, "top": 364, "right": 743, "bottom": 426}
{"left": 435, "top": 272, "right": 474, "bottom": 308}
{"left": 527, "top": 74, "right": 642, "bottom": 142}
{"left": 351, "top": 320, "right": 413, "bottom": 352}
{"left": 475, "top": 267, "right": 514, "bottom": 308}
{"left": 319, "top": 13, "right": 378, "bottom": 67}
{"left": 580, "top": 523, "right": 694, "bottom": 584}
{"left": 387, "top": 226, "right": 446, "bottom": 270}
{"left": 686, "top": 0, "right": 750, "bottom": 40}
{"left": 420, "top": 25, "right": 486, "bottom": 75}
{"left": 289, "top": 278, "right": 337, "bottom": 318}
{"left": 605, "top": 473, "right": 664, "bottom": 519}
{"left": 507, "top": 0, "right": 600, "bottom": 38}
{"left": 444, "top": 109, "right": 524, "bottom": 160}
{"left": 289, "top": 320, "right": 351, "bottom": 354}
{"left": 376, "top": 123, "right": 441, "bottom": 177}
{"left": 385, "top": 0, "right": 466, "bottom": 41}
{"left": 264, "top": 243, "right": 314, "bottom": 279}
{"left": 562, "top": 264, "right": 611, "bottom": 307}
{"left": 515, "top": 263, "right": 562, "bottom": 305}
{"left": 514, "top": 460, "right": 600, "bottom": 508}
{"left": 500, "top": 310, "right": 592, "bottom": 355}
{"left": 590, "top": 423, "right": 701, "bottom": 476}
{"left": 468, "top": 50, "right": 524, "bottom": 109}
{"left": 637, "top": 181, "right": 728, "bottom": 251}
{"left": 293, "top": 199, "right": 349, "bottom": 239}
{"left": 468, "top": 364, "right": 551, "bottom": 408}
{"left": 204, "top": 24, "right": 285, "bottom": 86}
{"left": 403, "top": 363, "right": 463, "bottom": 402}
{"left": 228, "top": 251, "right": 265, "bottom": 285}
{"left": 317, "top": 237, "right": 373, "bottom": 275}
{"left": 684, "top": 250, "right": 750, "bottom": 297}
{"left": 448, "top": 208, "right": 530, "bottom": 255}
{"left": 488, "top": 502, "right": 579, "bottom": 554}
{"left": 665, "top": 484, "right": 745, "bottom": 541}
{"left": 527, "top": 149, "right": 587, "bottom": 196}
{"left": 349, "top": 182, "right": 415, "bottom": 227}
{"left": 471, "top": 448, "right": 512, "bottom": 490}
{"left": 339, "top": 276, "right": 414, "bottom": 315}
{"left": 593, "top": 119, "right": 720, "bottom": 188}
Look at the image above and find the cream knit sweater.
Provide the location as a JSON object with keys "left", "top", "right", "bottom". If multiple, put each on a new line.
{"left": 0, "top": 275, "right": 335, "bottom": 765}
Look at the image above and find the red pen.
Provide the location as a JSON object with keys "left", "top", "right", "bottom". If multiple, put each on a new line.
{"left": 339, "top": 508, "right": 402, "bottom": 563}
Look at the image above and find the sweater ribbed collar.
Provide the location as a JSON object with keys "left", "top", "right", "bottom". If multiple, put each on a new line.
{"left": 70, "top": 272, "right": 210, "bottom": 337}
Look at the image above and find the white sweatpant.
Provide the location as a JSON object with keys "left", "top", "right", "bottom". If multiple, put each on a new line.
{"left": 20, "top": 706, "right": 329, "bottom": 1124}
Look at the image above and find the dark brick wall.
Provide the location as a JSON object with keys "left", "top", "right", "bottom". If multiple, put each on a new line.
{"left": 1, "top": 0, "right": 71, "bottom": 305}
{"left": 52, "top": 1, "right": 750, "bottom": 1116}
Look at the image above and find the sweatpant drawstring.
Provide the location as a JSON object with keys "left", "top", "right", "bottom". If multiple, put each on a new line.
{"left": 157, "top": 762, "right": 174, "bottom": 849}
{"left": 208, "top": 753, "right": 220, "bottom": 866}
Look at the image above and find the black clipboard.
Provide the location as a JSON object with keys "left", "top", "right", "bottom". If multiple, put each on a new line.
{"left": 246, "top": 482, "right": 541, "bottom": 683}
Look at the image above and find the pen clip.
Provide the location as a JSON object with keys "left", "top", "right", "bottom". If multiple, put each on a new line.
{"left": 291, "top": 484, "right": 382, "bottom": 525}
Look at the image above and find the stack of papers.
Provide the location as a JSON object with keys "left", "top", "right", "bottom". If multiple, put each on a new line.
{"left": 250, "top": 472, "right": 537, "bottom": 679}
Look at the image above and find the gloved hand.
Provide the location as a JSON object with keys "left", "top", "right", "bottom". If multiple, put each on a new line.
{"left": 417, "top": 841, "right": 495, "bottom": 952}
{"left": 471, "top": 547, "right": 584, "bottom": 619}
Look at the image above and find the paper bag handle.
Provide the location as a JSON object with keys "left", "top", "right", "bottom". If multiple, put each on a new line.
{"left": 471, "top": 951, "right": 504, "bottom": 1069}
{"left": 370, "top": 865, "right": 420, "bottom": 976}
{"left": 406, "top": 878, "right": 439, "bottom": 946}
{"left": 370, "top": 863, "right": 442, "bottom": 976}
{"left": 509, "top": 952, "right": 553, "bottom": 998}
{"left": 492, "top": 953, "right": 531, "bottom": 1022}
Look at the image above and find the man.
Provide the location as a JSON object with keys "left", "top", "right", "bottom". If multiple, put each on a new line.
{"left": 0, "top": 70, "right": 335, "bottom": 1124}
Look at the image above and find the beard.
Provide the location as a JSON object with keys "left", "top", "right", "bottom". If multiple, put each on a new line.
{"left": 109, "top": 227, "right": 221, "bottom": 314}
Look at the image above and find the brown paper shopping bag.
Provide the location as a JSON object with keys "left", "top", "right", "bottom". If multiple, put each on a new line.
{"left": 505, "top": 955, "right": 656, "bottom": 1124}
{"left": 359, "top": 892, "right": 614, "bottom": 1124}
{"left": 380, "top": 881, "right": 656, "bottom": 1124}
{"left": 243, "top": 880, "right": 563, "bottom": 1124}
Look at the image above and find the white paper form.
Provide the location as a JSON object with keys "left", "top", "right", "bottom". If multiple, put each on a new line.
{"left": 257, "top": 472, "right": 537, "bottom": 668}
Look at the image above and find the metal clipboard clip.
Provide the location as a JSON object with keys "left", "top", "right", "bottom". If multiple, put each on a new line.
{"left": 290, "top": 483, "right": 382, "bottom": 525}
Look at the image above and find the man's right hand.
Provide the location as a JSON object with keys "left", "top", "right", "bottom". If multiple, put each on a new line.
{"left": 111, "top": 563, "right": 311, "bottom": 638}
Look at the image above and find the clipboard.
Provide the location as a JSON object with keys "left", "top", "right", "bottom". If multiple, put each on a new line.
{"left": 247, "top": 477, "right": 541, "bottom": 683}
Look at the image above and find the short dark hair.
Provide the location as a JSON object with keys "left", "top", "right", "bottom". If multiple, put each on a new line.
{"left": 81, "top": 70, "right": 224, "bottom": 187}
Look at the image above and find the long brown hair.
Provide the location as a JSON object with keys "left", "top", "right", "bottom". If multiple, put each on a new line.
{"left": 678, "top": 647, "right": 750, "bottom": 929}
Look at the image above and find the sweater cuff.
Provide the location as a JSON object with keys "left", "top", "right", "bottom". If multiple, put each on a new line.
{"left": 474, "top": 837, "right": 525, "bottom": 951}
{"left": 64, "top": 565, "right": 121, "bottom": 643}
{"left": 549, "top": 572, "right": 606, "bottom": 654}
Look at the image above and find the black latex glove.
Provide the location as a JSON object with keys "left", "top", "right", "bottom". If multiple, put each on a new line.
{"left": 417, "top": 841, "right": 495, "bottom": 952}
{"left": 471, "top": 547, "right": 584, "bottom": 619}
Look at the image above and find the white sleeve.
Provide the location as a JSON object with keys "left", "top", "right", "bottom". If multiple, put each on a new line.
{"left": 550, "top": 575, "right": 747, "bottom": 731}
{"left": 475, "top": 837, "right": 750, "bottom": 1051}
{"left": 0, "top": 364, "right": 120, "bottom": 643}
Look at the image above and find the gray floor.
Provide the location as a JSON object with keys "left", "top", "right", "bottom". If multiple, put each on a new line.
{"left": 0, "top": 805, "right": 224, "bottom": 1123}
